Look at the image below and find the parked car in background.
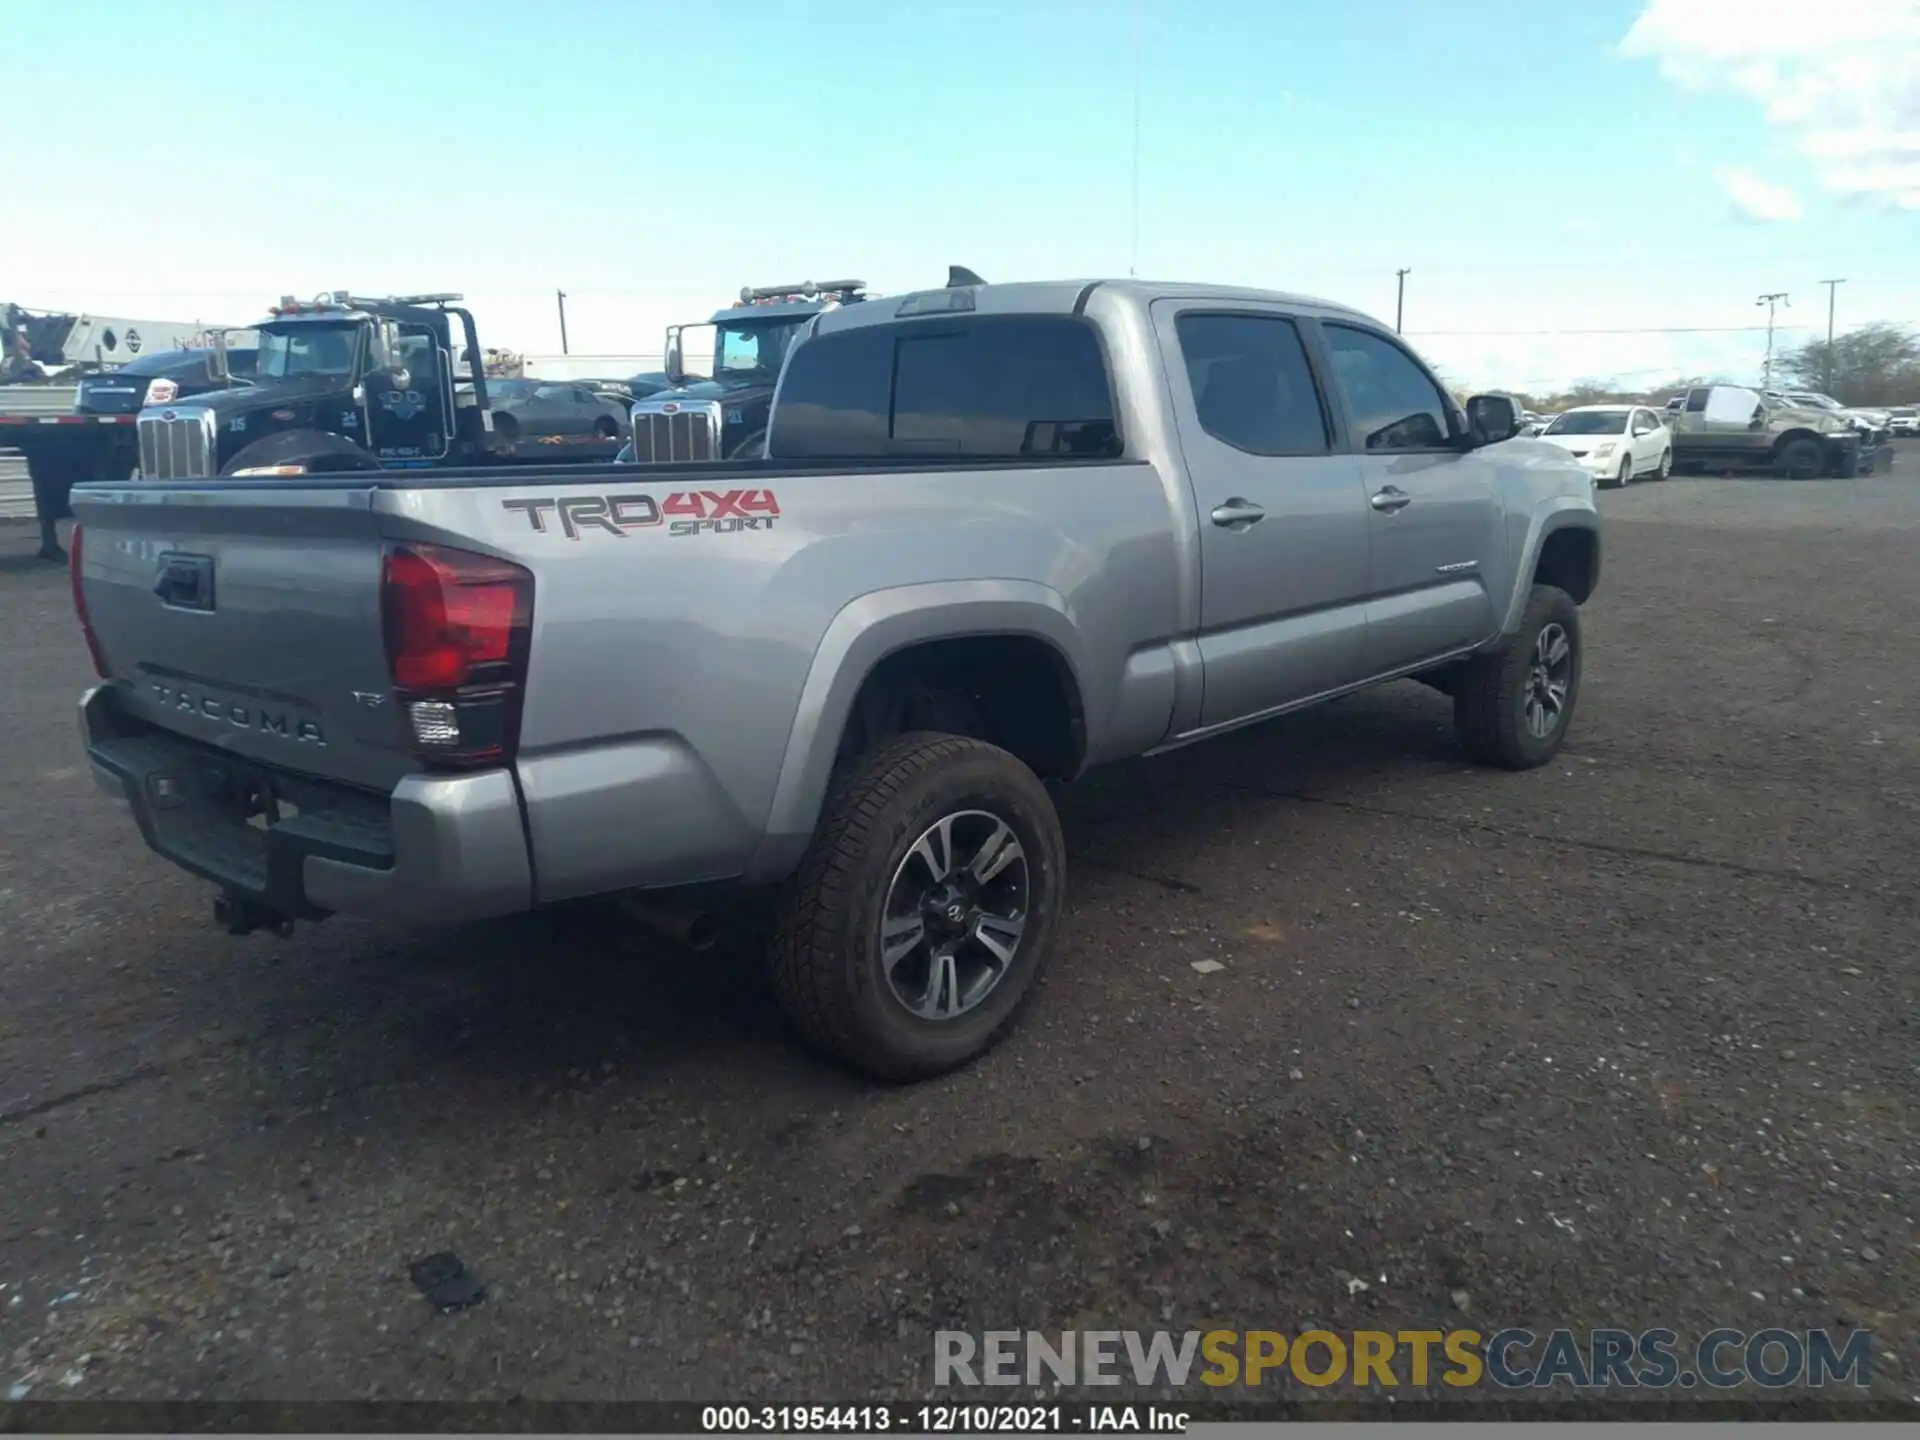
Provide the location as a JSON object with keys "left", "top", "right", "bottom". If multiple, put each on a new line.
{"left": 485, "top": 378, "right": 628, "bottom": 442}
{"left": 1535, "top": 405, "right": 1672, "bottom": 486}
{"left": 73, "top": 344, "right": 259, "bottom": 416}
{"left": 1887, "top": 405, "right": 1918, "bottom": 437}
{"left": 1776, "top": 390, "right": 1892, "bottom": 444}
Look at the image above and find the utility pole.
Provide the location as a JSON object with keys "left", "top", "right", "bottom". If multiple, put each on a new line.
{"left": 1818, "top": 277, "right": 1845, "bottom": 394}
{"left": 1395, "top": 268, "right": 1411, "bottom": 333}
{"left": 1756, "top": 291, "right": 1789, "bottom": 391}
{"left": 556, "top": 289, "right": 570, "bottom": 355}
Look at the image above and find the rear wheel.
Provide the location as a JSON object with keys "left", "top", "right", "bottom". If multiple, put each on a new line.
{"left": 593, "top": 416, "right": 619, "bottom": 439}
{"left": 1654, "top": 448, "right": 1672, "bottom": 480}
{"left": 770, "top": 733, "right": 1065, "bottom": 1081}
{"left": 491, "top": 412, "right": 521, "bottom": 442}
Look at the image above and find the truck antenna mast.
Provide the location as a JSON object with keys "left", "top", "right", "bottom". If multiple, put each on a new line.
{"left": 1129, "top": 0, "right": 1143, "bottom": 277}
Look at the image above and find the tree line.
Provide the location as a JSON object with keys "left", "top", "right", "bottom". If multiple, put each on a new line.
{"left": 1498, "top": 322, "right": 1920, "bottom": 414}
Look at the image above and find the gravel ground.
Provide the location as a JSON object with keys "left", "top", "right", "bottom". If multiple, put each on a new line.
{"left": 1, "top": 456, "right": 1916, "bottom": 1410}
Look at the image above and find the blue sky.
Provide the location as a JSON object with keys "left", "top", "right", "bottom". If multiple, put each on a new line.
{"left": 4, "top": 0, "right": 1916, "bottom": 391}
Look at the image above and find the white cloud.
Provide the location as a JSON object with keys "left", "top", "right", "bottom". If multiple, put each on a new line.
{"left": 1714, "top": 165, "right": 1805, "bottom": 220}
{"left": 1620, "top": 0, "right": 1920, "bottom": 208}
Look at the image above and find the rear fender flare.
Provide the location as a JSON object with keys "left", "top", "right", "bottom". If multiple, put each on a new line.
{"left": 745, "top": 580, "right": 1090, "bottom": 882}
{"left": 1502, "top": 502, "right": 1602, "bottom": 634}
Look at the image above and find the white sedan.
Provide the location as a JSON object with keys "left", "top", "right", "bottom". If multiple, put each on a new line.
{"left": 1533, "top": 404, "right": 1672, "bottom": 487}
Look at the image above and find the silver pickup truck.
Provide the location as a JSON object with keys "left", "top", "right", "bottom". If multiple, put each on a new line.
{"left": 68, "top": 277, "right": 1601, "bottom": 1080}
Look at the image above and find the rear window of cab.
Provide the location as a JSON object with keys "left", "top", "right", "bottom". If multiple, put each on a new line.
{"left": 770, "top": 315, "right": 1120, "bottom": 460}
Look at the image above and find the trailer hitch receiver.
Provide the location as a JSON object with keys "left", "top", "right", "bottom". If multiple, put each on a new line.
{"left": 213, "top": 892, "right": 295, "bottom": 938}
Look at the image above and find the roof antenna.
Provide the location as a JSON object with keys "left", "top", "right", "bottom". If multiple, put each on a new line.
{"left": 947, "top": 266, "right": 987, "bottom": 288}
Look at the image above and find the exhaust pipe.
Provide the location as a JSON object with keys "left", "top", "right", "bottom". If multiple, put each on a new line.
{"left": 618, "top": 895, "right": 719, "bottom": 952}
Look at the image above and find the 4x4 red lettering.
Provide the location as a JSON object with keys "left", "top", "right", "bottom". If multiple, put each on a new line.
{"left": 722, "top": 489, "right": 780, "bottom": 517}
{"left": 663, "top": 492, "right": 705, "bottom": 518}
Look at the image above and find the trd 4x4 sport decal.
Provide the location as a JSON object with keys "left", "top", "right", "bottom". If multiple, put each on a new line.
{"left": 501, "top": 489, "right": 780, "bottom": 540}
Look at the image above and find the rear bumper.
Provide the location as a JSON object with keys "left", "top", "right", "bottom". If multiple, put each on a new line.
{"left": 80, "top": 685, "right": 532, "bottom": 926}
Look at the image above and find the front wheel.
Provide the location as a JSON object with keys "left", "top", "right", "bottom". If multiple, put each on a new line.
{"left": 1453, "top": 584, "right": 1582, "bottom": 770}
{"left": 1614, "top": 456, "right": 1632, "bottom": 489}
{"left": 770, "top": 733, "right": 1065, "bottom": 1081}
{"left": 1775, "top": 437, "right": 1824, "bottom": 480}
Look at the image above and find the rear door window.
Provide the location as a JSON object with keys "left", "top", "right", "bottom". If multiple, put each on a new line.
{"left": 1174, "top": 312, "right": 1330, "bottom": 456}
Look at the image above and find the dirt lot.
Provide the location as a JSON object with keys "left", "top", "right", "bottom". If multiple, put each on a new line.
{"left": 2, "top": 457, "right": 1916, "bottom": 1410}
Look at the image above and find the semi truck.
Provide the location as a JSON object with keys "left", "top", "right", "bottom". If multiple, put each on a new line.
{"left": 6, "top": 290, "right": 629, "bottom": 560}
{"left": 621, "top": 278, "right": 873, "bottom": 462}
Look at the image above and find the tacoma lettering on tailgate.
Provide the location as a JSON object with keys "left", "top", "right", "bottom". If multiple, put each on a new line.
{"left": 502, "top": 490, "right": 780, "bottom": 540}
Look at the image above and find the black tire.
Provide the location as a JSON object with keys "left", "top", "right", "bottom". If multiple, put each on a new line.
{"left": 726, "top": 429, "right": 768, "bottom": 460}
{"left": 1453, "top": 584, "right": 1582, "bottom": 770}
{"left": 1654, "top": 448, "right": 1672, "bottom": 480}
{"left": 1775, "top": 436, "right": 1823, "bottom": 480}
{"left": 593, "top": 415, "right": 619, "bottom": 439}
{"left": 491, "top": 412, "right": 521, "bottom": 442}
{"left": 770, "top": 732, "right": 1065, "bottom": 1081}
{"left": 1613, "top": 456, "right": 1632, "bottom": 489}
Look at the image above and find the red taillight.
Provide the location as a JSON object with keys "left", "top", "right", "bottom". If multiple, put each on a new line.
{"left": 380, "top": 543, "right": 533, "bottom": 768}
{"left": 69, "top": 523, "right": 109, "bottom": 678}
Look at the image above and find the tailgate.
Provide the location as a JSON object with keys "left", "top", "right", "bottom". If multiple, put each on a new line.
{"left": 72, "top": 482, "right": 415, "bottom": 793}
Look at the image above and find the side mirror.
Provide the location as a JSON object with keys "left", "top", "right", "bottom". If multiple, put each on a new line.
{"left": 1465, "top": 392, "right": 1519, "bottom": 445}
{"left": 664, "top": 325, "right": 685, "bottom": 387}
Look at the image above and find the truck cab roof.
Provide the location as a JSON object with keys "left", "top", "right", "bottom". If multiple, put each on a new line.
{"left": 707, "top": 298, "right": 842, "bottom": 326}
{"left": 809, "top": 278, "right": 1373, "bottom": 336}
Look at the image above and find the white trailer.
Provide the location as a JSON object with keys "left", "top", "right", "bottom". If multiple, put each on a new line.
{"left": 3, "top": 303, "right": 233, "bottom": 381}
{"left": 517, "top": 352, "right": 675, "bottom": 382}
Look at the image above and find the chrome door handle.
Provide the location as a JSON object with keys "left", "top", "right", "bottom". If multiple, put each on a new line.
{"left": 1210, "top": 498, "right": 1265, "bottom": 528}
{"left": 1370, "top": 486, "right": 1413, "bottom": 513}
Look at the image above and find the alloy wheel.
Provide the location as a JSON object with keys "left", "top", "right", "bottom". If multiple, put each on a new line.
{"left": 879, "top": 810, "right": 1030, "bottom": 1021}
{"left": 1524, "top": 623, "right": 1573, "bottom": 740}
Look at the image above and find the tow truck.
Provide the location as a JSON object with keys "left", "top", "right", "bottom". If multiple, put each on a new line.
{"left": 621, "top": 278, "right": 874, "bottom": 462}
{"left": 129, "top": 290, "right": 631, "bottom": 487}
{"left": 9, "top": 290, "right": 630, "bottom": 560}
